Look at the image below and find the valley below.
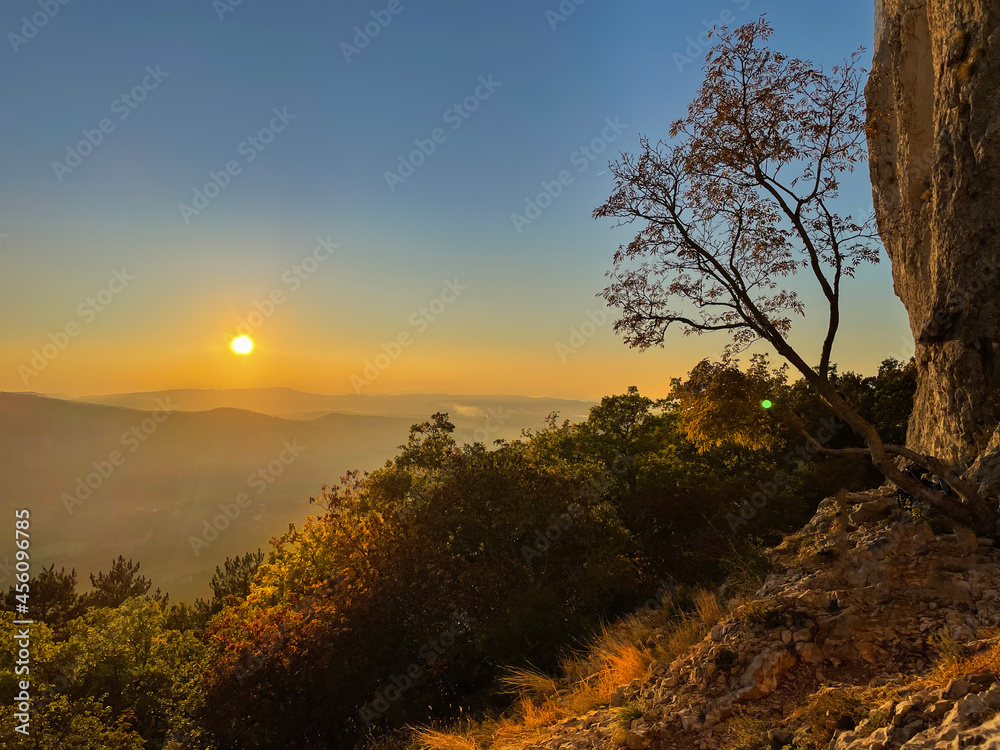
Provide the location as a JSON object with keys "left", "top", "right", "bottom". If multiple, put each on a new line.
{"left": 0, "top": 389, "right": 592, "bottom": 600}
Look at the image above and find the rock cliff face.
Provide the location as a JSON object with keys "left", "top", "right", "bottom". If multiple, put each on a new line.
{"left": 512, "top": 489, "right": 1000, "bottom": 749}
{"left": 867, "top": 0, "right": 1000, "bottom": 464}
{"left": 638, "top": 488, "right": 1000, "bottom": 749}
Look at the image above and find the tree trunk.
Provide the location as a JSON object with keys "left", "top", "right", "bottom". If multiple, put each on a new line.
{"left": 866, "top": 0, "right": 1000, "bottom": 466}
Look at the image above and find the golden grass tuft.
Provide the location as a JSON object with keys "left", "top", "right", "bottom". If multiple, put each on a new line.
{"left": 694, "top": 589, "right": 724, "bottom": 628}
{"left": 499, "top": 667, "right": 560, "bottom": 701}
{"left": 597, "top": 644, "right": 651, "bottom": 696}
{"left": 924, "top": 629, "right": 1000, "bottom": 686}
{"left": 410, "top": 588, "right": 725, "bottom": 750}
{"left": 723, "top": 709, "right": 770, "bottom": 750}
{"left": 413, "top": 727, "right": 480, "bottom": 750}
{"left": 796, "top": 688, "right": 865, "bottom": 747}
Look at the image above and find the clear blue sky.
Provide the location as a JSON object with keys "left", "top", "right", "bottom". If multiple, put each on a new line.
{"left": 0, "top": 0, "right": 909, "bottom": 399}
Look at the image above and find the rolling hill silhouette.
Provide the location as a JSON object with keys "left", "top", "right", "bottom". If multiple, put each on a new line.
{"left": 0, "top": 391, "right": 593, "bottom": 600}
{"left": 73, "top": 387, "right": 594, "bottom": 424}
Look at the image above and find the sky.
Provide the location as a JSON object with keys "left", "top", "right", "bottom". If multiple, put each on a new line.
{"left": 0, "top": 0, "right": 911, "bottom": 401}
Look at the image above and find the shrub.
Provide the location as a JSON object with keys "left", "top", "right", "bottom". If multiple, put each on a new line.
{"left": 203, "top": 415, "right": 640, "bottom": 748}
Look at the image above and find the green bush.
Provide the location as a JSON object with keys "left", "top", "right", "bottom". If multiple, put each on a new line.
{"left": 203, "top": 415, "right": 640, "bottom": 749}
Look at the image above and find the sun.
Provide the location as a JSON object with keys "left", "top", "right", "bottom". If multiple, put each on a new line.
{"left": 230, "top": 335, "right": 254, "bottom": 355}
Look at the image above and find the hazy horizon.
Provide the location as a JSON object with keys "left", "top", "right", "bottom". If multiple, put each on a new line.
{"left": 1, "top": 0, "right": 910, "bottom": 401}
{"left": 19, "top": 385, "right": 603, "bottom": 403}
{"left": 0, "top": 389, "right": 593, "bottom": 600}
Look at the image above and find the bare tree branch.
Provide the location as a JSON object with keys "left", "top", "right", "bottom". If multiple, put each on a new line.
{"left": 594, "top": 19, "right": 998, "bottom": 536}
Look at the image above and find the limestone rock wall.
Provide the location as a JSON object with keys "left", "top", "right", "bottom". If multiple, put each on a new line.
{"left": 867, "top": 0, "right": 1000, "bottom": 464}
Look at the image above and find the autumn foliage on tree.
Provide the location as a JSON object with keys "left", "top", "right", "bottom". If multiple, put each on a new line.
{"left": 671, "top": 356, "right": 788, "bottom": 453}
{"left": 197, "top": 374, "right": 922, "bottom": 747}
{"left": 1, "top": 368, "right": 920, "bottom": 749}
{"left": 596, "top": 20, "right": 997, "bottom": 535}
{"left": 201, "top": 414, "right": 639, "bottom": 748}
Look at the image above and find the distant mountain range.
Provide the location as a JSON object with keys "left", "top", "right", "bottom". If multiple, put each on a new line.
{"left": 0, "top": 390, "right": 594, "bottom": 600}
{"left": 72, "top": 387, "right": 594, "bottom": 425}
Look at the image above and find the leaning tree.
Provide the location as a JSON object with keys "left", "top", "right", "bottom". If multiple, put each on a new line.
{"left": 594, "top": 20, "right": 997, "bottom": 536}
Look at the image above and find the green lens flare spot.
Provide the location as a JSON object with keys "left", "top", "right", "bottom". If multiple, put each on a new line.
{"left": 761, "top": 400, "right": 773, "bottom": 410}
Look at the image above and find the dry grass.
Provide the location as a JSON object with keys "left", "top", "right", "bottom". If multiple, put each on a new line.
{"left": 413, "top": 588, "right": 725, "bottom": 750}
{"left": 408, "top": 607, "right": 1000, "bottom": 750}
{"left": 924, "top": 629, "right": 1000, "bottom": 685}
{"left": 563, "top": 622, "right": 654, "bottom": 702}
{"left": 796, "top": 688, "right": 865, "bottom": 748}
{"left": 767, "top": 682, "right": 903, "bottom": 750}
{"left": 736, "top": 598, "right": 782, "bottom": 629}
{"left": 694, "top": 589, "right": 724, "bottom": 628}
{"left": 499, "top": 667, "right": 560, "bottom": 702}
{"left": 413, "top": 698, "right": 569, "bottom": 750}
{"left": 723, "top": 709, "right": 770, "bottom": 750}
{"left": 747, "top": 630, "right": 1000, "bottom": 750}
{"left": 927, "top": 630, "right": 965, "bottom": 675}
{"left": 412, "top": 730, "right": 479, "bottom": 750}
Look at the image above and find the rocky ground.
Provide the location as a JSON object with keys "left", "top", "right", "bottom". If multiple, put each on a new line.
{"left": 516, "top": 486, "right": 1000, "bottom": 749}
